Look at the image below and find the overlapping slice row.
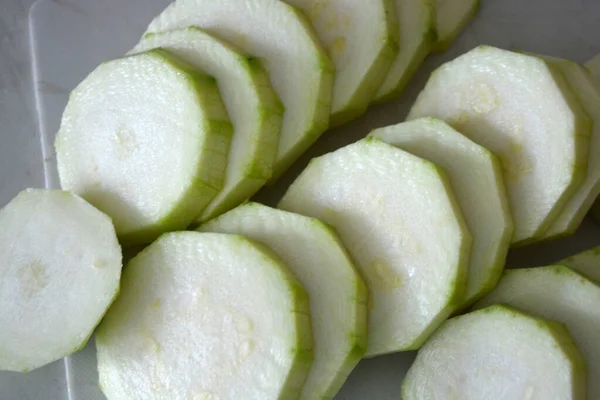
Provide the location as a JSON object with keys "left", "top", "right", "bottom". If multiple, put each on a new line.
{"left": 409, "top": 45, "right": 592, "bottom": 245}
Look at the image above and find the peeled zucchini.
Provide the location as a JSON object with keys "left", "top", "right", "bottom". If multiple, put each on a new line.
{"left": 408, "top": 46, "right": 591, "bottom": 245}
{"left": 56, "top": 49, "right": 232, "bottom": 245}
{"left": 96, "top": 232, "right": 312, "bottom": 400}
{"left": 538, "top": 57, "right": 600, "bottom": 238}
{"left": 403, "top": 305, "right": 586, "bottom": 400}
{"left": 199, "top": 203, "right": 367, "bottom": 399}
{"left": 0, "top": 189, "right": 121, "bottom": 372}
{"left": 279, "top": 137, "right": 471, "bottom": 356}
{"left": 371, "top": 118, "right": 513, "bottom": 307}
{"left": 285, "top": 0, "right": 398, "bottom": 125}
{"left": 145, "top": 0, "right": 334, "bottom": 180}
{"left": 559, "top": 246, "right": 600, "bottom": 284}
{"left": 477, "top": 265, "right": 600, "bottom": 399}
{"left": 375, "top": 0, "right": 435, "bottom": 102}
{"left": 434, "top": 0, "right": 479, "bottom": 50}
{"left": 130, "top": 27, "right": 283, "bottom": 222}
{"left": 585, "top": 53, "right": 600, "bottom": 85}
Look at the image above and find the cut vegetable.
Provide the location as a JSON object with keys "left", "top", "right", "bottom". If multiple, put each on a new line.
{"left": 371, "top": 118, "right": 513, "bottom": 306}
{"left": 96, "top": 231, "right": 312, "bottom": 400}
{"left": 0, "top": 189, "right": 121, "bottom": 372}
{"left": 402, "top": 304, "right": 586, "bottom": 400}
{"left": 559, "top": 246, "right": 600, "bottom": 284}
{"left": 130, "top": 27, "right": 283, "bottom": 222}
{"left": 408, "top": 46, "right": 591, "bottom": 244}
{"left": 375, "top": 0, "right": 435, "bottom": 102}
{"left": 56, "top": 49, "right": 232, "bottom": 245}
{"left": 476, "top": 265, "right": 600, "bottom": 399}
{"left": 536, "top": 57, "right": 600, "bottom": 238}
{"left": 434, "top": 0, "right": 479, "bottom": 50}
{"left": 145, "top": 0, "right": 334, "bottom": 180}
{"left": 285, "top": 0, "right": 398, "bottom": 125}
{"left": 199, "top": 202, "right": 367, "bottom": 399}
{"left": 279, "top": 137, "right": 471, "bottom": 356}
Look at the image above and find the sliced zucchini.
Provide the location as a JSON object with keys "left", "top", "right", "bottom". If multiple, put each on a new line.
{"left": 536, "top": 57, "right": 600, "bottom": 238}
{"left": 476, "top": 265, "right": 600, "bottom": 399}
{"left": 375, "top": 0, "right": 435, "bottom": 102}
{"left": 130, "top": 27, "right": 283, "bottom": 222}
{"left": 434, "top": 0, "right": 479, "bottom": 50}
{"left": 285, "top": 0, "right": 398, "bottom": 125}
{"left": 408, "top": 46, "right": 591, "bottom": 245}
{"left": 371, "top": 118, "right": 513, "bottom": 307}
{"left": 279, "top": 137, "right": 471, "bottom": 356}
{"left": 403, "top": 305, "right": 586, "bottom": 400}
{"left": 199, "top": 202, "right": 367, "bottom": 399}
{"left": 96, "top": 232, "right": 312, "bottom": 400}
{"left": 0, "top": 189, "right": 121, "bottom": 372}
{"left": 56, "top": 49, "right": 232, "bottom": 245}
{"left": 145, "top": 0, "right": 334, "bottom": 180}
{"left": 559, "top": 246, "right": 600, "bottom": 284}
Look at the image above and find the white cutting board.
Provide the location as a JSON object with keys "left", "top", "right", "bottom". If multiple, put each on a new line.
{"left": 10, "top": 0, "right": 600, "bottom": 398}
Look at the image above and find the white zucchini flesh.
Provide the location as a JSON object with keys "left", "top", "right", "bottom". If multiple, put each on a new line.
{"left": 130, "top": 27, "right": 284, "bottom": 222}
{"left": 96, "top": 232, "right": 312, "bottom": 400}
{"left": 371, "top": 118, "right": 513, "bottom": 307}
{"left": 285, "top": 0, "right": 398, "bottom": 125}
{"left": 476, "top": 265, "right": 600, "bottom": 399}
{"left": 199, "top": 203, "right": 367, "bottom": 399}
{"left": 408, "top": 46, "right": 591, "bottom": 245}
{"left": 559, "top": 246, "right": 600, "bottom": 286}
{"left": 434, "top": 0, "right": 479, "bottom": 50}
{"left": 145, "top": 0, "right": 334, "bottom": 180}
{"left": 402, "top": 305, "right": 586, "bottom": 400}
{"left": 537, "top": 57, "right": 600, "bottom": 238}
{"left": 279, "top": 138, "right": 472, "bottom": 356}
{"left": 56, "top": 49, "right": 232, "bottom": 246}
{"left": 0, "top": 189, "right": 121, "bottom": 372}
{"left": 375, "top": 0, "right": 435, "bottom": 102}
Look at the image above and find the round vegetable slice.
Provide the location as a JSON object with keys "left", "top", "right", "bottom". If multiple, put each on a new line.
{"left": 476, "top": 265, "right": 600, "bottom": 399}
{"left": 145, "top": 0, "right": 334, "bottom": 180}
{"left": 585, "top": 53, "right": 600, "bottom": 86}
{"left": 537, "top": 57, "right": 600, "bottom": 239}
{"left": 279, "top": 137, "right": 471, "bottom": 356}
{"left": 96, "top": 231, "right": 312, "bottom": 400}
{"left": 408, "top": 45, "right": 591, "bottom": 245}
{"left": 56, "top": 49, "right": 232, "bottom": 245}
{"left": 434, "top": 0, "right": 480, "bottom": 50}
{"left": 130, "top": 27, "right": 284, "bottom": 222}
{"left": 285, "top": 0, "right": 398, "bottom": 125}
{"left": 371, "top": 118, "right": 513, "bottom": 307}
{"left": 403, "top": 305, "right": 586, "bottom": 400}
{"left": 560, "top": 246, "right": 600, "bottom": 284}
{"left": 375, "top": 0, "right": 435, "bottom": 102}
{"left": 0, "top": 189, "right": 121, "bottom": 372}
{"left": 199, "top": 202, "right": 367, "bottom": 399}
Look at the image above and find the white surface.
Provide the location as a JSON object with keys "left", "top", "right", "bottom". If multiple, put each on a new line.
{"left": 1, "top": 0, "right": 600, "bottom": 399}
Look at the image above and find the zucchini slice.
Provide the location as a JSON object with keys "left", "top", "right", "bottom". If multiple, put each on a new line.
{"left": 408, "top": 46, "right": 591, "bottom": 245}
{"left": 199, "top": 202, "right": 367, "bottom": 399}
{"left": 434, "top": 0, "right": 479, "bottom": 50}
{"left": 145, "top": 0, "right": 334, "bottom": 180}
{"left": 0, "top": 189, "right": 121, "bottom": 372}
{"left": 279, "top": 137, "right": 471, "bottom": 356}
{"left": 403, "top": 305, "right": 586, "bottom": 400}
{"left": 371, "top": 118, "right": 513, "bottom": 307}
{"left": 130, "top": 27, "right": 283, "bottom": 222}
{"left": 96, "top": 232, "right": 312, "bottom": 399}
{"left": 559, "top": 246, "right": 600, "bottom": 284}
{"left": 56, "top": 49, "right": 232, "bottom": 245}
{"left": 477, "top": 265, "right": 600, "bottom": 399}
{"left": 285, "top": 0, "right": 398, "bottom": 125}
